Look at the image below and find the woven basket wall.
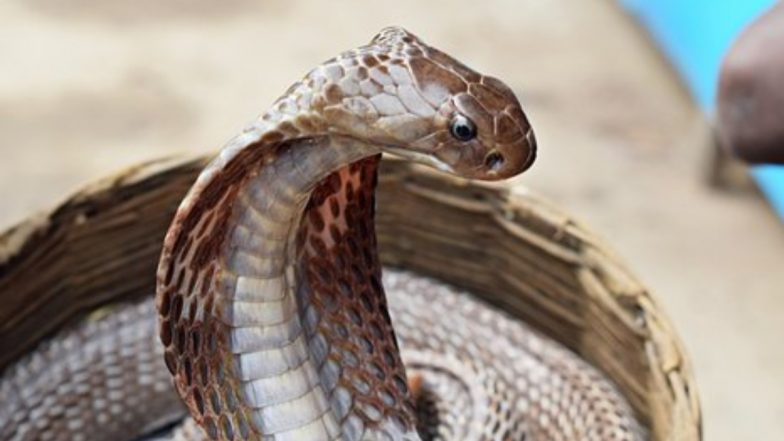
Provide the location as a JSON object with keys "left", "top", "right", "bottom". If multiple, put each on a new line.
{"left": 0, "top": 155, "right": 701, "bottom": 441}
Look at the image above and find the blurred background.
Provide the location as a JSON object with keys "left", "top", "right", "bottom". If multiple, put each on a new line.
{"left": 0, "top": 0, "right": 782, "bottom": 439}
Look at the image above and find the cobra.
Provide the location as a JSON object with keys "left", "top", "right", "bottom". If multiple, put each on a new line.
{"left": 0, "top": 27, "right": 644, "bottom": 441}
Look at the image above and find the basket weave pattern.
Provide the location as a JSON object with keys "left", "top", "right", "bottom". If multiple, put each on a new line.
{"left": 0, "top": 156, "right": 701, "bottom": 440}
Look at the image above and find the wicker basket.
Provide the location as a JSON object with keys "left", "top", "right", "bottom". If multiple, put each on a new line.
{"left": 0, "top": 155, "right": 701, "bottom": 441}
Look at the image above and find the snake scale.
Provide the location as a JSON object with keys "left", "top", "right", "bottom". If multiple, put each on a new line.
{"left": 0, "top": 27, "right": 644, "bottom": 441}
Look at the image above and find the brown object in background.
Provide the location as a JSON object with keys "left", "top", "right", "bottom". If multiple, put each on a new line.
{"left": 717, "top": 2, "right": 784, "bottom": 165}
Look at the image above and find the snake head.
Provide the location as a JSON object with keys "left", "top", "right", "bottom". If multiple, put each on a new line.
{"left": 314, "top": 27, "right": 536, "bottom": 181}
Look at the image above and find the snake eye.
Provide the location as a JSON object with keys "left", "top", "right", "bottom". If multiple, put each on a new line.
{"left": 450, "top": 114, "right": 477, "bottom": 141}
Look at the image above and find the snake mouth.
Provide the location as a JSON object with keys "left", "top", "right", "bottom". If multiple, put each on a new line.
{"left": 382, "top": 145, "right": 456, "bottom": 174}
{"left": 380, "top": 128, "right": 537, "bottom": 181}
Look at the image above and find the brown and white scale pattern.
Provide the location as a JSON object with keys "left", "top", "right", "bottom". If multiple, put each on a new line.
{"left": 1, "top": 269, "right": 644, "bottom": 441}
{"left": 0, "top": 26, "right": 645, "bottom": 441}
{"left": 156, "top": 27, "right": 538, "bottom": 441}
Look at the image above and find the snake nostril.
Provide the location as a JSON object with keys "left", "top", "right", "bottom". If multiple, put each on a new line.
{"left": 484, "top": 152, "right": 505, "bottom": 171}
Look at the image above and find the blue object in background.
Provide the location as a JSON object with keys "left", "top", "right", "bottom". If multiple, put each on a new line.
{"left": 621, "top": 0, "right": 784, "bottom": 220}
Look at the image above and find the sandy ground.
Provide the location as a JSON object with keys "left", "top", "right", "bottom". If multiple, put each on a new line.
{"left": 1, "top": 0, "right": 782, "bottom": 439}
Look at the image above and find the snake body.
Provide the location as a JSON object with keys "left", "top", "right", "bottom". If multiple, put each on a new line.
{"left": 1, "top": 27, "right": 644, "bottom": 441}
{"left": 1, "top": 271, "right": 642, "bottom": 441}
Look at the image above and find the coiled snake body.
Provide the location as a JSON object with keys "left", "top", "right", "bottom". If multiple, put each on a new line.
{"left": 0, "top": 28, "right": 644, "bottom": 441}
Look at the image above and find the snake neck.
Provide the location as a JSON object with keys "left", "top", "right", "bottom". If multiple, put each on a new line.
{"left": 157, "top": 130, "right": 419, "bottom": 440}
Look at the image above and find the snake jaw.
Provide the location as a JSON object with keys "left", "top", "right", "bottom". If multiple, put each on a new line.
{"left": 382, "top": 145, "right": 455, "bottom": 174}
